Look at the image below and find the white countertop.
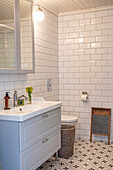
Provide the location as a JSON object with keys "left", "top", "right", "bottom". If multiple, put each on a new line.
{"left": 0, "top": 97, "right": 62, "bottom": 122}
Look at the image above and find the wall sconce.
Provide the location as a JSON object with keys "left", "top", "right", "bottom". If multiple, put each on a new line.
{"left": 34, "top": 6, "right": 45, "bottom": 22}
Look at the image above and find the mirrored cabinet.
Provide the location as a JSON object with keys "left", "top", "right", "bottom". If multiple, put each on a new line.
{"left": 0, "top": 0, "right": 34, "bottom": 73}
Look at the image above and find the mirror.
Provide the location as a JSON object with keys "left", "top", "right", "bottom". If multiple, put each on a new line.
{"left": 0, "top": 0, "right": 34, "bottom": 73}
{"left": 0, "top": 0, "right": 15, "bottom": 69}
{"left": 20, "top": 0, "right": 33, "bottom": 71}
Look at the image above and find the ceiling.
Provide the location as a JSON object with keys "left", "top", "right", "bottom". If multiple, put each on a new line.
{"left": 35, "top": 0, "right": 113, "bottom": 15}
{"left": 0, "top": 0, "right": 113, "bottom": 21}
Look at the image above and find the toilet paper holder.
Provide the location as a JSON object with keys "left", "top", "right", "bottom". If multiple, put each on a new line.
{"left": 82, "top": 91, "right": 88, "bottom": 95}
{"left": 81, "top": 91, "right": 88, "bottom": 101}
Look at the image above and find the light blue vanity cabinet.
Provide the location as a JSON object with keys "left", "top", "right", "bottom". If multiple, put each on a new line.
{"left": 0, "top": 108, "right": 61, "bottom": 170}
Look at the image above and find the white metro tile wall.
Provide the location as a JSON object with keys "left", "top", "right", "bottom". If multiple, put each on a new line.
{"left": 58, "top": 8, "right": 113, "bottom": 142}
{"left": 0, "top": 9, "right": 58, "bottom": 108}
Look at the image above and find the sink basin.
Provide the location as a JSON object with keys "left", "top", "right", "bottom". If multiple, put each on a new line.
{"left": 0, "top": 97, "right": 62, "bottom": 121}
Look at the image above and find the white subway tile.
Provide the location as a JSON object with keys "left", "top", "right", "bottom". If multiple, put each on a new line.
{"left": 109, "top": 23, "right": 113, "bottom": 28}
{"left": 96, "top": 60, "right": 107, "bottom": 66}
{"left": 63, "top": 15, "right": 73, "bottom": 21}
{"left": 80, "top": 55, "right": 90, "bottom": 61}
{"left": 91, "top": 43, "right": 101, "bottom": 48}
{"left": 80, "top": 78, "right": 90, "bottom": 84}
{"left": 103, "top": 16, "right": 113, "bottom": 23}
{"left": 91, "top": 18, "right": 102, "bottom": 24}
{"left": 97, "top": 23, "right": 109, "bottom": 30}
{"left": 80, "top": 31, "right": 90, "bottom": 37}
{"left": 64, "top": 73, "right": 74, "bottom": 79}
{"left": 85, "top": 12, "right": 95, "bottom": 18}
{"left": 64, "top": 50, "right": 73, "bottom": 56}
{"left": 109, "top": 9, "right": 113, "bottom": 16}
{"left": 69, "top": 44, "right": 79, "bottom": 49}
{"left": 0, "top": 83, "right": 4, "bottom": 91}
{"left": 59, "top": 22, "right": 68, "bottom": 28}
{"left": 74, "top": 73, "right": 85, "bottom": 78}
{"left": 85, "top": 25, "right": 96, "bottom": 31}
{"left": 64, "top": 62, "right": 73, "bottom": 67}
{"left": 91, "top": 30, "right": 102, "bottom": 36}
{"left": 80, "top": 43, "right": 90, "bottom": 49}
{"left": 108, "top": 48, "right": 113, "bottom": 53}
{"left": 74, "top": 61, "right": 84, "bottom": 66}
{"left": 5, "top": 82, "right": 14, "bottom": 90}
{"left": 85, "top": 60, "right": 95, "bottom": 66}
{"left": 85, "top": 73, "right": 95, "bottom": 78}
{"left": 108, "top": 60, "right": 113, "bottom": 66}
{"left": 103, "top": 29, "right": 113, "bottom": 35}
{"left": 85, "top": 37, "right": 95, "bottom": 43}
{"left": 96, "top": 73, "right": 107, "bottom": 78}
{"left": 69, "top": 68, "right": 79, "bottom": 73}
{"left": 91, "top": 67, "right": 101, "bottom": 72}
{"left": 85, "top": 49, "right": 95, "bottom": 54}
{"left": 96, "top": 48, "right": 107, "bottom": 54}
{"left": 69, "top": 20, "right": 79, "bottom": 27}
{"left": 96, "top": 85, "right": 107, "bottom": 90}
{"left": 96, "top": 96, "right": 107, "bottom": 102}
{"left": 80, "top": 67, "right": 90, "bottom": 72}
{"left": 69, "top": 79, "right": 79, "bottom": 84}
{"left": 64, "top": 27, "right": 73, "bottom": 33}
{"left": 68, "top": 56, "right": 79, "bottom": 61}
{"left": 96, "top": 36, "right": 107, "bottom": 42}
{"left": 74, "top": 49, "right": 85, "bottom": 55}
{"left": 74, "top": 26, "right": 84, "bottom": 32}
{"left": 68, "top": 32, "right": 79, "bottom": 38}
{"left": 74, "top": 14, "right": 84, "bottom": 19}
{"left": 64, "top": 39, "right": 73, "bottom": 44}
{"left": 80, "top": 19, "right": 90, "bottom": 25}
{"left": 74, "top": 38, "right": 85, "bottom": 43}
{"left": 80, "top": 124, "right": 89, "bottom": 130}
{"left": 96, "top": 10, "right": 108, "bottom": 17}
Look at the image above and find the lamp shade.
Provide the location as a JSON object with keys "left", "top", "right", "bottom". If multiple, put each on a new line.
{"left": 34, "top": 7, "right": 45, "bottom": 22}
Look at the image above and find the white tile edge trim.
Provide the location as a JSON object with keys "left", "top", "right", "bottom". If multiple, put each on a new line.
{"left": 59, "top": 5, "right": 113, "bottom": 16}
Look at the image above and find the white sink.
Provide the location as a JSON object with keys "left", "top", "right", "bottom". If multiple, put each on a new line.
{"left": 0, "top": 97, "right": 62, "bottom": 122}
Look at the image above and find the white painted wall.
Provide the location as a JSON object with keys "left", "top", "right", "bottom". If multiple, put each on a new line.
{"left": 58, "top": 8, "right": 113, "bottom": 142}
{"left": 0, "top": 9, "right": 59, "bottom": 109}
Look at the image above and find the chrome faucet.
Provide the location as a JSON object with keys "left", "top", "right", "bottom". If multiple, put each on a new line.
{"left": 14, "top": 90, "right": 18, "bottom": 107}
{"left": 18, "top": 95, "right": 27, "bottom": 101}
{"left": 13, "top": 90, "right": 27, "bottom": 107}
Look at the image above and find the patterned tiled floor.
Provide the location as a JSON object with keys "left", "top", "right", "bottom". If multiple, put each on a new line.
{"left": 37, "top": 139, "right": 113, "bottom": 170}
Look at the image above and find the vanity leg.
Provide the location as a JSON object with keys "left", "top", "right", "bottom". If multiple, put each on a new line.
{"left": 55, "top": 151, "right": 58, "bottom": 161}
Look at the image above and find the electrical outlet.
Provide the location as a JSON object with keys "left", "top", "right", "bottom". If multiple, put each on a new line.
{"left": 47, "top": 79, "right": 52, "bottom": 91}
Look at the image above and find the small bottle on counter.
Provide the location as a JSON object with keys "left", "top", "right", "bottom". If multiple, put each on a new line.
{"left": 4, "top": 92, "right": 11, "bottom": 110}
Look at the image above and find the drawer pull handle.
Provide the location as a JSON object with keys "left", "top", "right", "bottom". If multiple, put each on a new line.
{"left": 42, "top": 114, "right": 48, "bottom": 119}
{"left": 42, "top": 139, "right": 48, "bottom": 143}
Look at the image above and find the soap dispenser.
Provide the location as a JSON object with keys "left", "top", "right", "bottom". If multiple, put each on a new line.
{"left": 4, "top": 92, "right": 10, "bottom": 110}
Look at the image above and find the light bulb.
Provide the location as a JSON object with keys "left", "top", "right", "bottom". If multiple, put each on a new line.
{"left": 34, "top": 7, "right": 45, "bottom": 22}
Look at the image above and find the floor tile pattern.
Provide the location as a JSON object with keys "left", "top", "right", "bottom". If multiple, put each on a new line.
{"left": 37, "top": 139, "right": 113, "bottom": 170}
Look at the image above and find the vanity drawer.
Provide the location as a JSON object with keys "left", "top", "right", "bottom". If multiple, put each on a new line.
{"left": 20, "top": 129, "right": 61, "bottom": 170}
{"left": 19, "top": 108, "right": 61, "bottom": 152}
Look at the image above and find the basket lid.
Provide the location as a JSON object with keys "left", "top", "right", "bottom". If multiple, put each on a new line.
{"left": 61, "top": 115, "right": 78, "bottom": 123}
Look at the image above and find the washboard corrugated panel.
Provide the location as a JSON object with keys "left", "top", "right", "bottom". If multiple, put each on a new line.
{"left": 90, "top": 107, "right": 111, "bottom": 145}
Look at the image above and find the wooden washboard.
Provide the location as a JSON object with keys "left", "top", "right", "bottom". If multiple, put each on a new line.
{"left": 90, "top": 107, "right": 111, "bottom": 145}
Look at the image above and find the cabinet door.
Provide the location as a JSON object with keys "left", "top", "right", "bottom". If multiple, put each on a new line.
{"left": 0, "top": 0, "right": 35, "bottom": 73}
{"left": 0, "top": 0, "right": 17, "bottom": 73}
{"left": 19, "top": 108, "right": 61, "bottom": 152}
{"left": 20, "top": 130, "right": 60, "bottom": 170}
{"left": 19, "top": 0, "right": 35, "bottom": 73}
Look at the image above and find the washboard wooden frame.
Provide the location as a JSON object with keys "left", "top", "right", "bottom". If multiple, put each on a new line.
{"left": 90, "top": 107, "right": 111, "bottom": 145}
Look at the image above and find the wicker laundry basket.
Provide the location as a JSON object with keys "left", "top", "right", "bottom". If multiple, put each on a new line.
{"left": 59, "top": 125, "right": 75, "bottom": 159}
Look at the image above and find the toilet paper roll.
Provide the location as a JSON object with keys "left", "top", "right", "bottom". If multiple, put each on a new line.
{"left": 81, "top": 94, "right": 88, "bottom": 102}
